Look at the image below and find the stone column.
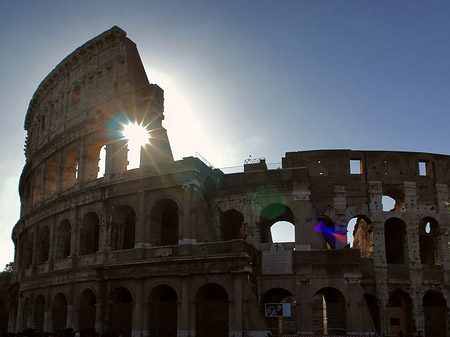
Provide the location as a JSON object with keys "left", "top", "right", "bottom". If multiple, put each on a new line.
{"left": 135, "top": 192, "right": 146, "bottom": 246}
{"left": 95, "top": 303, "right": 103, "bottom": 335}
{"left": 180, "top": 276, "right": 191, "bottom": 337}
{"left": 233, "top": 275, "right": 243, "bottom": 337}
{"left": 297, "top": 279, "right": 313, "bottom": 334}
{"left": 132, "top": 279, "right": 144, "bottom": 337}
{"left": 16, "top": 294, "right": 23, "bottom": 332}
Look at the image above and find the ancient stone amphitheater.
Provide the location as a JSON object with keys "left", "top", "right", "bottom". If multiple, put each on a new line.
{"left": 8, "top": 27, "right": 450, "bottom": 337}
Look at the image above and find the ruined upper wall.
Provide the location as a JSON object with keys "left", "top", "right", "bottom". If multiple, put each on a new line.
{"left": 283, "top": 150, "right": 450, "bottom": 182}
{"left": 23, "top": 26, "right": 162, "bottom": 161}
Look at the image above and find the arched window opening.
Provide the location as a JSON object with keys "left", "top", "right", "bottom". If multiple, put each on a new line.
{"left": 45, "top": 161, "right": 58, "bottom": 198}
{"left": 384, "top": 218, "right": 407, "bottom": 264}
{"left": 348, "top": 216, "right": 373, "bottom": 257}
{"left": 260, "top": 204, "right": 294, "bottom": 243}
{"left": 221, "top": 209, "right": 245, "bottom": 241}
{"left": 34, "top": 295, "right": 45, "bottom": 333}
{"left": 423, "top": 292, "right": 447, "bottom": 337}
{"left": 97, "top": 145, "right": 106, "bottom": 178}
{"left": 316, "top": 217, "right": 346, "bottom": 250}
{"left": 364, "top": 293, "right": 380, "bottom": 334}
{"left": 151, "top": 199, "right": 179, "bottom": 246}
{"left": 270, "top": 221, "right": 295, "bottom": 243}
{"left": 196, "top": 283, "right": 228, "bottom": 337}
{"left": 55, "top": 220, "right": 71, "bottom": 260}
{"left": 382, "top": 194, "right": 405, "bottom": 212}
{"left": 63, "top": 150, "right": 78, "bottom": 190}
{"left": 262, "top": 288, "right": 297, "bottom": 335}
{"left": 419, "top": 217, "right": 440, "bottom": 265}
{"left": 112, "top": 205, "right": 136, "bottom": 250}
{"left": 313, "top": 288, "right": 346, "bottom": 335}
{"left": 148, "top": 285, "right": 178, "bottom": 337}
{"left": 33, "top": 171, "right": 42, "bottom": 204}
{"left": 79, "top": 289, "right": 97, "bottom": 332}
{"left": 37, "top": 226, "right": 50, "bottom": 264}
{"left": 80, "top": 212, "right": 100, "bottom": 255}
{"left": 109, "top": 287, "right": 132, "bottom": 337}
{"left": 52, "top": 293, "right": 67, "bottom": 332}
{"left": 86, "top": 142, "right": 106, "bottom": 181}
{"left": 388, "top": 291, "right": 412, "bottom": 336}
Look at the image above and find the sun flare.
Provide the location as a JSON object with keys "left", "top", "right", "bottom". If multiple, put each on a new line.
{"left": 122, "top": 123, "right": 150, "bottom": 169}
{"left": 122, "top": 123, "right": 150, "bottom": 147}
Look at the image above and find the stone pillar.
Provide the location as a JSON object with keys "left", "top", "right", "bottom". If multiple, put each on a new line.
{"left": 180, "top": 276, "right": 190, "bottom": 337}
{"left": 105, "top": 139, "right": 128, "bottom": 175}
{"left": 233, "top": 275, "right": 243, "bottom": 337}
{"left": 66, "top": 304, "right": 74, "bottom": 329}
{"left": 297, "top": 279, "right": 312, "bottom": 334}
{"left": 132, "top": 279, "right": 144, "bottom": 337}
{"left": 16, "top": 294, "right": 23, "bottom": 332}
{"left": 95, "top": 303, "right": 103, "bottom": 334}
{"left": 43, "top": 308, "right": 51, "bottom": 333}
{"left": 292, "top": 191, "right": 311, "bottom": 250}
{"left": 77, "top": 140, "right": 86, "bottom": 183}
{"left": 70, "top": 207, "right": 79, "bottom": 256}
{"left": 135, "top": 192, "right": 146, "bottom": 246}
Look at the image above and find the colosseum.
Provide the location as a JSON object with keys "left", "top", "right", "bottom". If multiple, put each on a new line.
{"left": 8, "top": 26, "right": 450, "bottom": 337}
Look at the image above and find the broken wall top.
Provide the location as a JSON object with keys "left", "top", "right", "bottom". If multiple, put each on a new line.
{"left": 23, "top": 26, "right": 162, "bottom": 161}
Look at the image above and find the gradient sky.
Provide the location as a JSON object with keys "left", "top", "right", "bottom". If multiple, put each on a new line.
{"left": 1, "top": 0, "right": 449, "bottom": 268}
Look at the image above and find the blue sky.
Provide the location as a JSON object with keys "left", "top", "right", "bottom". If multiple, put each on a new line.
{"left": 1, "top": 0, "right": 449, "bottom": 267}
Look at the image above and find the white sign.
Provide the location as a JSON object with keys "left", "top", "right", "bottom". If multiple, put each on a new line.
{"left": 264, "top": 303, "right": 291, "bottom": 317}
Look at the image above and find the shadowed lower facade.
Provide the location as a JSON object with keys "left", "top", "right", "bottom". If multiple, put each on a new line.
{"left": 8, "top": 27, "right": 450, "bottom": 337}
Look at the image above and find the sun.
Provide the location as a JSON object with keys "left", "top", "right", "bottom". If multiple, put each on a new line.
{"left": 122, "top": 123, "right": 150, "bottom": 147}
{"left": 122, "top": 123, "right": 150, "bottom": 169}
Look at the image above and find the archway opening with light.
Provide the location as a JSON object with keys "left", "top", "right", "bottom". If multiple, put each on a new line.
{"left": 122, "top": 123, "right": 150, "bottom": 170}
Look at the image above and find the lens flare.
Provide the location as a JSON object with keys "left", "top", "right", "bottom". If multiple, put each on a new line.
{"left": 315, "top": 221, "right": 347, "bottom": 243}
{"left": 122, "top": 123, "right": 150, "bottom": 147}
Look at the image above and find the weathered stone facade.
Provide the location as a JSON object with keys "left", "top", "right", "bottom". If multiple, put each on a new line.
{"left": 9, "top": 27, "right": 450, "bottom": 337}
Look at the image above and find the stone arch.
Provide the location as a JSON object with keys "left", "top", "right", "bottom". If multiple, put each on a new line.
{"left": 34, "top": 295, "right": 45, "bottom": 333}
{"left": 148, "top": 285, "right": 178, "bottom": 337}
{"left": 388, "top": 290, "right": 413, "bottom": 336}
{"left": 52, "top": 293, "right": 68, "bottom": 332}
{"left": 45, "top": 161, "right": 58, "bottom": 198}
{"left": 79, "top": 212, "right": 100, "bottom": 255}
{"left": 63, "top": 150, "right": 78, "bottom": 190}
{"left": 313, "top": 287, "right": 346, "bottom": 335}
{"left": 419, "top": 217, "right": 440, "bottom": 265}
{"left": 260, "top": 204, "right": 294, "bottom": 243}
{"left": 261, "top": 288, "right": 297, "bottom": 334}
{"left": 86, "top": 141, "right": 106, "bottom": 181}
{"left": 195, "top": 283, "right": 228, "bottom": 337}
{"left": 109, "top": 287, "right": 133, "bottom": 337}
{"left": 348, "top": 215, "right": 373, "bottom": 256}
{"left": 150, "top": 198, "right": 179, "bottom": 246}
{"left": 33, "top": 171, "right": 42, "bottom": 204}
{"left": 423, "top": 291, "right": 447, "bottom": 337}
{"left": 384, "top": 217, "right": 408, "bottom": 264}
{"left": 221, "top": 209, "right": 244, "bottom": 241}
{"left": 37, "top": 226, "right": 50, "bottom": 264}
{"left": 55, "top": 220, "right": 71, "bottom": 260}
{"left": 78, "top": 288, "right": 97, "bottom": 332}
{"left": 112, "top": 205, "right": 136, "bottom": 250}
